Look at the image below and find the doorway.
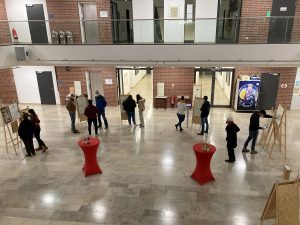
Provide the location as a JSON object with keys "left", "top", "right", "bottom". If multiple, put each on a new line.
{"left": 216, "top": 0, "right": 241, "bottom": 43}
{"left": 268, "top": 0, "right": 296, "bottom": 43}
{"left": 26, "top": 4, "right": 48, "bottom": 43}
{"left": 111, "top": 0, "right": 133, "bottom": 43}
{"left": 154, "top": 0, "right": 164, "bottom": 43}
{"left": 194, "top": 67, "right": 234, "bottom": 106}
{"left": 86, "top": 72, "right": 104, "bottom": 101}
{"left": 36, "top": 71, "right": 56, "bottom": 104}
{"left": 79, "top": 3, "right": 100, "bottom": 43}
{"left": 184, "top": 0, "right": 195, "bottom": 43}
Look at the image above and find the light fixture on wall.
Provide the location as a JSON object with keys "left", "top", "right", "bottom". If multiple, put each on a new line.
{"left": 65, "top": 66, "right": 71, "bottom": 71}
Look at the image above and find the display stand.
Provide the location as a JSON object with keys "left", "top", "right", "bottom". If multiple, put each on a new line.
{"left": 76, "top": 95, "right": 88, "bottom": 126}
{"left": 120, "top": 95, "right": 130, "bottom": 122}
{"left": 264, "top": 104, "right": 287, "bottom": 159}
{"left": 259, "top": 179, "right": 300, "bottom": 225}
{"left": 192, "top": 97, "right": 203, "bottom": 125}
{"left": 0, "top": 103, "right": 23, "bottom": 155}
{"left": 259, "top": 108, "right": 275, "bottom": 147}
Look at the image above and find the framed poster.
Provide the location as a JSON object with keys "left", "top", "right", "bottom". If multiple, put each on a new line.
{"left": 76, "top": 96, "right": 88, "bottom": 115}
{"left": 9, "top": 103, "right": 20, "bottom": 121}
{"left": 74, "top": 81, "right": 82, "bottom": 95}
{"left": 11, "top": 120, "right": 18, "bottom": 133}
{"left": 237, "top": 80, "right": 260, "bottom": 110}
{"left": 169, "top": 5, "right": 179, "bottom": 18}
{"left": 157, "top": 83, "right": 165, "bottom": 97}
{"left": 0, "top": 106, "right": 12, "bottom": 124}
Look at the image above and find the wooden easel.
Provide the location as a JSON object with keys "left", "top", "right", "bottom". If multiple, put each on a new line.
{"left": 259, "top": 179, "right": 300, "bottom": 225}
{"left": 263, "top": 104, "right": 287, "bottom": 159}
{"left": 259, "top": 109, "right": 275, "bottom": 147}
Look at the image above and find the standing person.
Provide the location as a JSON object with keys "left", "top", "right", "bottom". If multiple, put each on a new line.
{"left": 122, "top": 95, "right": 137, "bottom": 126}
{"left": 66, "top": 94, "right": 80, "bottom": 134}
{"left": 198, "top": 96, "right": 210, "bottom": 135}
{"left": 18, "top": 113, "right": 35, "bottom": 157}
{"left": 225, "top": 117, "right": 240, "bottom": 163}
{"left": 175, "top": 96, "right": 186, "bottom": 132}
{"left": 28, "top": 109, "right": 48, "bottom": 152}
{"left": 84, "top": 100, "right": 99, "bottom": 135}
{"left": 136, "top": 94, "right": 145, "bottom": 127}
{"left": 242, "top": 110, "right": 272, "bottom": 154}
{"left": 95, "top": 90, "right": 109, "bottom": 129}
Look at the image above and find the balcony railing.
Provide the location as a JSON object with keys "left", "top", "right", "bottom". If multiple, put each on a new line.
{"left": 0, "top": 17, "right": 299, "bottom": 45}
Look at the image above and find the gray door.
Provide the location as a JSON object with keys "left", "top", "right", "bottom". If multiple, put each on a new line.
{"left": 26, "top": 4, "right": 48, "bottom": 43}
{"left": 258, "top": 73, "right": 280, "bottom": 110}
{"left": 36, "top": 71, "right": 56, "bottom": 105}
{"left": 80, "top": 3, "right": 99, "bottom": 43}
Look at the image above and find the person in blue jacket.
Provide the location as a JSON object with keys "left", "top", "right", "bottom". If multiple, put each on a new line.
{"left": 95, "top": 90, "right": 109, "bottom": 129}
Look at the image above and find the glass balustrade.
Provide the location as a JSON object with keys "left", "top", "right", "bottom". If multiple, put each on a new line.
{"left": 0, "top": 17, "right": 299, "bottom": 45}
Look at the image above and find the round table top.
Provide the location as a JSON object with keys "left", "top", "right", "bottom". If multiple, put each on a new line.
{"left": 78, "top": 137, "right": 100, "bottom": 148}
{"left": 193, "top": 143, "right": 216, "bottom": 154}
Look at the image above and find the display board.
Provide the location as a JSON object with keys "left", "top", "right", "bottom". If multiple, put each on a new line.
{"left": 120, "top": 95, "right": 130, "bottom": 120}
{"left": 260, "top": 181, "right": 299, "bottom": 225}
{"left": 275, "top": 104, "right": 284, "bottom": 125}
{"left": 74, "top": 81, "right": 82, "bottom": 95}
{"left": 192, "top": 98, "right": 203, "bottom": 124}
{"left": 157, "top": 83, "right": 164, "bottom": 97}
{"left": 0, "top": 106, "right": 12, "bottom": 124}
{"left": 9, "top": 103, "right": 20, "bottom": 121}
{"left": 193, "top": 84, "right": 201, "bottom": 100}
{"left": 76, "top": 96, "right": 87, "bottom": 123}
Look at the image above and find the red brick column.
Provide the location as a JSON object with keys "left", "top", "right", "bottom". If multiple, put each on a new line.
{"left": 0, "top": 0, "right": 11, "bottom": 44}
{"left": 0, "top": 68, "right": 18, "bottom": 104}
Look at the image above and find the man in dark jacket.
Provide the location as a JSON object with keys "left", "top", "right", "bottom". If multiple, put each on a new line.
{"left": 198, "top": 96, "right": 210, "bottom": 135}
{"left": 95, "top": 90, "right": 109, "bottom": 129}
{"left": 18, "top": 113, "right": 35, "bottom": 157}
{"left": 122, "top": 95, "right": 137, "bottom": 126}
{"left": 225, "top": 117, "right": 240, "bottom": 163}
{"left": 84, "top": 100, "right": 99, "bottom": 135}
{"left": 242, "top": 110, "right": 272, "bottom": 154}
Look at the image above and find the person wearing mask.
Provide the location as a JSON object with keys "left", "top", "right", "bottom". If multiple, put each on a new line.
{"left": 18, "top": 113, "right": 35, "bottom": 157}
{"left": 95, "top": 90, "right": 109, "bottom": 129}
{"left": 122, "top": 95, "right": 137, "bottom": 126}
{"left": 66, "top": 94, "right": 80, "bottom": 134}
{"left": 175, "top": 96, "right": 186, "bottom": 132}
{"left": 225, "top": 117, "right": 240, "bottom": 163}
{"left": 84, "top": 100, "right": 99, "bottom": 135}
{"left": 28, "top": 109, "right": 48, "bottom": 152}
{"left": 136, "top": 94, "right": 145, "bottom": 128}
{"left": 242, "top": 110, "right": 272, "bottom": 154}
{"left": 198, "top": 96, "right": 210, "bottom": 135}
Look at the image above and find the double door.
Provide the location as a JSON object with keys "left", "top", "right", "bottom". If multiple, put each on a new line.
{"left": 194, "top": 68, "right": 234, "bottom": 107}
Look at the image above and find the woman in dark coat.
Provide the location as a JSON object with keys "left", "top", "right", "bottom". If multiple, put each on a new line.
{"left": 18, "top": 113, "right": 35, "bottom": 157}
{"left": 225, "top": 117, "right": 240, "bottom": 163}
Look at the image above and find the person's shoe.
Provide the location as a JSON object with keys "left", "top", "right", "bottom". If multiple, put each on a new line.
{"left": 251, "top": 150, "right": 258, "bottom": 154}
{"left": 175, "top": 124, "right": 178, "bottom": 130}
{"left": 35, "top": 146, "right": 43, "bottom": 151}
{"left": 139, "top": 125, "right": 144, "bottom": 128}
{"left": 242, "top": 148, "right": 250, "bottom": 153}
{"left": 180, "top": 129, "right": 184, "bottom": 132}
{"left": 197, "top": 132, "right": 204, "bottom": 135}
{"left": 204, "top": 131, "right": 208, "bottom": 133}
{"left": 73, "top": 130, "right": 80, "bottom": 134}
{"left": 225, "top": 159, "right": 234, "bottom": 163}
{"left": 25, "top": 154, "right": 32, "bottom": 157}
{"left": 105, "top": 126, "right": 108, "bottom": 129}
{"left": 42, "top": 146, "right": 48, "bottom": 152}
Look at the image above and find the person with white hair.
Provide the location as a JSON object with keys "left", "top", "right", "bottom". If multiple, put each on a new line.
{"left": 225, "top": 116, "right": 240, "bottom": 163}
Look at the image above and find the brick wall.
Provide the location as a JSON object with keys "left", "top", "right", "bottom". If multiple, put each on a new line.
{"left": 55, "top": 66, "right": 117, "bottom": 106}
{"left": 239, "top": 0, "right": 272, "bottom": 43}
{"left": 153, "top": 67, "right": 194, "bottom": 108}
{"left": 0, "top": 0, "right": 10, "bottom": 44}
{"left": 46, "top": 0, "right": 112, "bottom": 44}
{"left": 291, "top": 1, "right": 300, "bottom": 42}
{"left": 0, "top": 68, "right": 17, "bottom": 104}
{"left": 235, "top": 67, "right": 297, "bottom": 109}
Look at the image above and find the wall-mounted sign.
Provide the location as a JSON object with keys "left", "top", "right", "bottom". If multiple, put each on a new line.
{"left": 280, "top": 7, "right": 287, "bottom": 12}
{"left": 105, "top": 79, "right": 113, "bottom": 85}
{"left": 100, "top": 11, "right": 108, "bottom": 18}
{"left": 74, "top": 81, "right": 82, "bottom": 95}
{"left": 0, "top": 106, "right": 12, "bottom": 124}
{"left": 281, "top": 83, "right": 288, "bottom": 89}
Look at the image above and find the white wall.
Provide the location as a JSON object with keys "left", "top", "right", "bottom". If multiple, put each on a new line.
{"left": 132, "top": 0, "right": 154, "bottom": 43}
{"left": 164, "top": 0, "right": 185, "bottom": 43}
{"left": 215, "top": 71, "right": 231, "bottom": 100}
{"left": 195, "top": 0, "right": 218, "bottom": 43}
{"left": 291, "top": 67, "right": 300, "bottom": 110}
{"left": 5, "top": 0, "right": 51, "bottom": 43}
{"left": 13, "top": 66, "right": 60, "bottom": 104}
{"left": 122, "top": 69, "right": 147, "bottom": 94}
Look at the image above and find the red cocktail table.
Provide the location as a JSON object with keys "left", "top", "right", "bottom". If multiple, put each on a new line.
{"left": 78, "top": 137, "right": 102, "bottom": 177}
{"left": 191, "top": 143, "right": 216, "bottom": 185}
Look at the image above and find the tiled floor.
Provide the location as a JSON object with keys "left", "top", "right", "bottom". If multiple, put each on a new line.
{"left": 0, "top": 80, "right": 299, "bottom": 225}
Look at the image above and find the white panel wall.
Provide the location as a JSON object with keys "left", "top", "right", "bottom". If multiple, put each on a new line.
{"left": 291, "top": 67, "right": 300, "bottom": 110}
{"left": 164, "top": 0, "right": 185, "bottom": 43}
{"left": 5, "top": 0, "right": 51, "bottom": 43}
{"left": 195, "top": 0, "right": 218, "bottom": 43}
{"left": 122, "top": 69, "right": 147, "bottom": 94}
{"left": 132, "top": 0, "right": 154, "bottom": 43}
{"left": 13, "top": 66, "right": 60, "bottom": 104}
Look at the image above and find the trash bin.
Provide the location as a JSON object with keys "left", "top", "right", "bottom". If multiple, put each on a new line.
{"left": 66, "top": 31, "right": 73, "bottom": 44}
{"left": 59, "top": 31, "right": 66, "bottom": 44}
{"left": 51, "top": 31, "right": 59, "bottom": 44}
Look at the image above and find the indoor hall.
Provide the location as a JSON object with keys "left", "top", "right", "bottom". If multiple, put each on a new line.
{"left": 0, "top": 103, "right": 299, "bottom": 225}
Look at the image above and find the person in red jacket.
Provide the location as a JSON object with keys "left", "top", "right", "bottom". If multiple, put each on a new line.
{"left": 84, "top": 100, "right": 99, "bottom": 135}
